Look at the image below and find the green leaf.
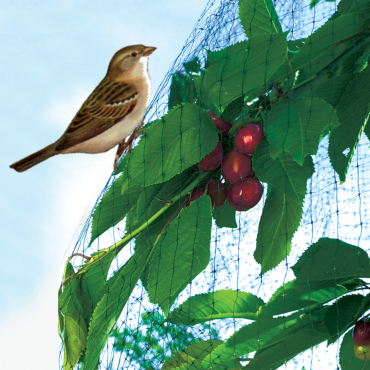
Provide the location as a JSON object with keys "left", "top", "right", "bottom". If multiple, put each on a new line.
{"left": 80, "top": 249, "right": 117, "bottom": 311}
{"left": 132, "top": 168, "right": 201, "bottom": 246}
{"left": 355, "top": 293, "right": 370, "bottom": 320}
{"left": 127, "top": 175, "right": 193, "bottom": 236}
{"left": 267, "top": 38, "right": 306, "bottom": 88}
{"left": 298, "top": 73, "right": 354, "bottom": 107}
{"left": 135, "top": 197, "right": 188, "bottom": 264}
{"left": 121, "top": 103, "right": 219, "bottom": 193}
{"left": 253, "top": 141, "right": 314, "bottom": 204}
{"left": 149, "top": 168, "right": 199, "bottom": 206}
{"left": 59, "top": 275, "right": 82, "bottom": 316}
{"left": 59, "top": 276, "right": 88, "bottom": 370}
{"left": 168, "top": 72, "right": 198, "bottom": 110}
{"left": 123, "top": 203, "right": 138, "bottom": 236}
{"left": 339, "top": 278, "right": 369, "bottom": 292}
{"left": 355, "top": 42, "right": 370, "bottom": 71}
{"left": 288, "top": 39, "right": 305, "bottom": 53}
{"left": 259, "top": 279, "right": 348, "bottom": 317}
{"left": 62, "top": 312, "right": 88, "bottom": 370}
{"left": 194, "top": 33, "right": 287, "bottom": 116}
{"left": 265, "top": 97, "right": 340, "bottom": 165}
{"left": 331, "top": 292, "right": 370, "bottom": 354}
{"left": 58, "top": 309, "right": 64, "bottom": 340}
{"left": 349, "top": 0, "right": 370, "bottom": 16}
{"left": 146, "top": 196, "right": 213, "bottom": 315}
{"left": 220, "top": 96, "right": 244, "bottom": 123}
{"left": 247, "top": 322, "right": 328, "bottom": 370}
{"left": 254, "top": 187, "right": 303, "bottom": 274}
{"left": 327, "top": 10, "right": 342, "bottom": 22}
{"left": 212, "top": 200, "right": 237, "bottom": 229}
{"left": 336, "top": 41, "right": 370, "bottom": 75}
{"left": 292, "top": 238, "right": 370, "bottom": 282}
{"left": 162, "top": 340, "right": 223, "bottom": 370}
{"left": 89, "top": 175, "right": 141, "bottom": 245}
{"left": 266, "top": 55, "right": 292, "bottom": 92}
{"left": 63, "top": 261, "right": 75, "bottom": 280}
{"left": 183, "top": 57, "right": 201, "bottom": 75}
{"left": 200, "top": 310, "right": 326, "bottom": 368}
{"left": 132, "top": 202, "right": 186, "bottom": 304}
{"left": 134, "top": 184, "right": 198, "bottom": 291}
{"left": 59, "top": 247, "right": 126, "bottom": 369}
{"left": 291, "top": 13, "right": 367, "bottom": 85}
{"left": 364, "top": 114, "right": 370, "bottom": 144}
{"left": 328, "top": 66, "right": 370, "bottom": 183}
{"left": 239, "top": 0, "right": 283, "bottom": 37}
{"left": 340, "top": 329, "right": 370, "bottom": 369}
{"left": 310, "top": 0, "right": 322, "bottom": 8}
{"left": 338, "top": 0, "right": 356, "bottom": 14}
{"left": 167, "top": 289, "right": 265, "bottom": 325}
{"left": 325, "top": 294, "right": 367, "bottom": 344}
{"left": 132, "top": 183, "right": 163, "bottom": 232}
{"left": 83, "top": 240, "right": 153, "bottom": 370}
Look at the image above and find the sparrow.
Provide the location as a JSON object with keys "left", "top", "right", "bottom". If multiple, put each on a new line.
{"left": 9, "top": 44, "right": 156, "bottom": 172}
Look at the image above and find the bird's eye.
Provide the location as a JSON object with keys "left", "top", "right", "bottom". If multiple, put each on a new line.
{"left": 131, "top": 52, "right": 138, "bottom": 57}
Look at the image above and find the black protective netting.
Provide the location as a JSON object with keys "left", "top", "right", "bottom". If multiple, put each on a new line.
{"left": 58, "top": 0, "right": 370, "bottom": 369}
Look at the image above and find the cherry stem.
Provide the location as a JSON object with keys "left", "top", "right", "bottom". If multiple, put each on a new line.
{"left": 153, "top": 195, "right": 191, "bottom": 246}
{"left": 69, "top": 253, "right": 91, "bottom": 260}
{"left": 204, "top": 168, "right": 220, "bottom": 194}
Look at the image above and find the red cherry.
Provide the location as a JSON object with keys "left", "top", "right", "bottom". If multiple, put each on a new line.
{"left": 247, "top": 163, "right": 259, "bottom": 181}
{"left": 196, "top": 142, "right": 224, "bottom": 172}
{"left": 187, "top": 187, "right": 205, "bottom": 206}
{"left": 234, "top": 123, "right": 264, "bottom": 155}
{"left": 228, "top": 178, "right": 263, "bottom": 211}
{"left": 248, "top": 165, "right": 255, "bottom": 178}
{"left": 207, "top": 179, "right": 228, "bottom": 209}
{"left": 353, "top": 321, "right": 370, "bottom": 345}
{"left": 207, "top": 110, "right": 232, "bottom": 136}
{"left": 221, "top": 149, "right": 251, "bottom": 184}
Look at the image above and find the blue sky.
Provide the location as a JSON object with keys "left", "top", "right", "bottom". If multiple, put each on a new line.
{"left": 1, "top": 1, "right": 208, "bottom": 368}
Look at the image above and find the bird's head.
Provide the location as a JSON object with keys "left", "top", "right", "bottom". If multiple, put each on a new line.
{"left": 107, "top": 44, "right": 156, "bottom": 80}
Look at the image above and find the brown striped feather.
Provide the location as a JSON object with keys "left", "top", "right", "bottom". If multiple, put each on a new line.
{"left": 55, "top": 79, "right": 138, "bottom": 151}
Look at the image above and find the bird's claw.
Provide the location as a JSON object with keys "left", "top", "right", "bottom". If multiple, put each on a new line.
{"left": 113, "top": 120, "right": 146, "bottom": 170}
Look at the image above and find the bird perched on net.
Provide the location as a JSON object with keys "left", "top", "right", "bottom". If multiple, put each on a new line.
{"left": 10, "top": 44, "right": 156, "bottom": 172}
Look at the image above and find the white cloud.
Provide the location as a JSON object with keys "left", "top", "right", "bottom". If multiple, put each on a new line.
{"left": 0, "top": 278, "right": 59, "bottom": 370}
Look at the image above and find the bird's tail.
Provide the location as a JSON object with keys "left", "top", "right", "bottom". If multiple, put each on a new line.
{"left": 9, "top": 144, "right": 56, "bottom": 172}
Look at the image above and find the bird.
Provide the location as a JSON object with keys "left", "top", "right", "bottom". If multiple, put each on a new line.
{"left": 9, "top": 44, "right": 156, "bottom": 172}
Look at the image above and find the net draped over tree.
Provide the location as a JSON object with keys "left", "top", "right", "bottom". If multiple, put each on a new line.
{"left": 58, "top": 0, "right": 370, "bottom": 369}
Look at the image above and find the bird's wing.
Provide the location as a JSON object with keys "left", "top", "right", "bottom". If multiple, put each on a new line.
{"left": 55, "top": 80, "right": 139, "bottom": 151}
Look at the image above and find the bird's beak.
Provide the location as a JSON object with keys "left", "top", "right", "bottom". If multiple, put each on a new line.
{"left": 142, "top": 46, "right": 156, "bottom": 56}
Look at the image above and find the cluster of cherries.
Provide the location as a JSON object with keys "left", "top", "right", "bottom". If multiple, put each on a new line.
{"left": 188, "top": 110, "right": 264, "bottom": 211}
{"left": 353, "top": 320, "right": 370, "bottom": 361}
